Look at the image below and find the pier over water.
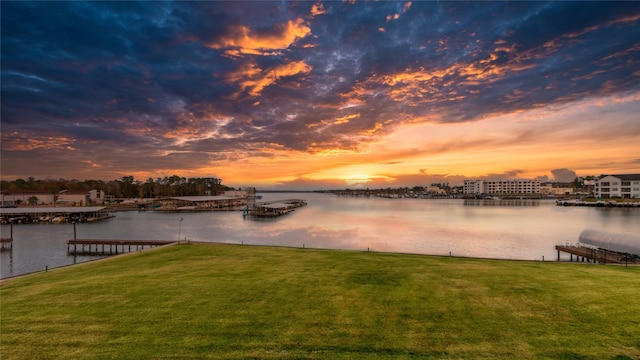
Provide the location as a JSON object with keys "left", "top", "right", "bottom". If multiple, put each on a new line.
{"left": 67, "top": 239, "right": 177, "bottom": 255}
{"left": 244, "top": 199, "right": 307, "bottom": 217}
{"left": 556, "top": 229, "right": 640, "bottom": 265}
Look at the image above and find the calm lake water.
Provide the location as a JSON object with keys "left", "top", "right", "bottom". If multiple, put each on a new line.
{"left": 2, "top": 192, "right": 639, "bottom": 278}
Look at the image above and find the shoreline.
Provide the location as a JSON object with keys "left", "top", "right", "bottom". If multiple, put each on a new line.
{"left": 4, "top": 240, "right": 637, "bottom": 283}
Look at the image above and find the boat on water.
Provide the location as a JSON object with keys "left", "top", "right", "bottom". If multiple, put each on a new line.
{"left": 51, "top": 215, "right": 67, "bottom": 223}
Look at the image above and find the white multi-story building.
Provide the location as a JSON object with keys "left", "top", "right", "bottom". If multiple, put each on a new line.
{"left": 463, "top": 180, "right": 483, "bottom": 195}
{"left": 463, "top": 179, "right": 541, "bottom": 195}
{"left": 595, "top": 174, "right": 640, "bottom": 199}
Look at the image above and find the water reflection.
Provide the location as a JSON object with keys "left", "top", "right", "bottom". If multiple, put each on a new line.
{"left": 2, "top": 193, "right": 639, "bottom": 278}
{"left": 463, "top": 199, "right": 541, "bottom": 207}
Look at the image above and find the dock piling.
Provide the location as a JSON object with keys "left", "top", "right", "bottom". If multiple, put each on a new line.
{"left": 0, "top": 224, "right": 13, "bottom": 250}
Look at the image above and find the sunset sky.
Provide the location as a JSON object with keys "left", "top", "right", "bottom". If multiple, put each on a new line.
{"left": 1, "top": 1, "right": 639, "bottom": 190}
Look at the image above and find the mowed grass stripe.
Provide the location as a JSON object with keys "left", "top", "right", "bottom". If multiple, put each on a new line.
{"left": 1, "top": 243, "right": 639, "bottom": 359}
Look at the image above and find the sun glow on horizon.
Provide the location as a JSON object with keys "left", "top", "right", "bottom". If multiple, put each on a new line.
{"left": 15, "top": 93, "right": 637, "bottom": 190}
{"left": 207, "top": 93, "right": 640, "bottom": 188}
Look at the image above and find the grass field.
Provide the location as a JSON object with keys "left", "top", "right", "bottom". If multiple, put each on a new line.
{"left": 2, "top": 243, "right": 639, "bottom": 359}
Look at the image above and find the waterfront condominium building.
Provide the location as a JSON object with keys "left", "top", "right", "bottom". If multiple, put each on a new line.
{"left": 463, "top": 179, "right": 541, "bottom": 196}
{"left": 595, "top": 174, "right": 640, "bottom": 199}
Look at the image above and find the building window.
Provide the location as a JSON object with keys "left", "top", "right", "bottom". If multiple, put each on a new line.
{"left": 602, "top": 188, "right": 610, "bottom": 193}
{"left": 622, "top": 188, "right": 631, "bottom": 193}
{"left": 601, "top": 182, "right": 610, "bottom": 186}
{"left": 622, "top": 181, "right": 631, "bottom": 186}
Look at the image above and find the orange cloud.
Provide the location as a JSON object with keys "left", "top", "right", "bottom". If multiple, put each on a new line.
{"left": 225, "top": 59, "right": 312, "bottom": 97}
{"left": 361, "top": 122, "right": 384, "bottom": 135}
{"left": 334, "top": 113, "right": 360, "bottom": 125}
{"left": 223, "top": 62, "right": 262, "bottom": 84}
{"left": 403, "top": 1, "right": 412, "bottom": 13}
{"left": 460, "top": 49, "right": 537, "bottom": 82}
{"left": 386, "top": 1, "right": 411, "bottom": 22}
{"left": 378, "top": 67, "right": 458, "bottom": 105}
{"left": 250, "top": 60, "right": 312, "bottom": 95}
{"left": 565, "top": 13, "right": 640, "bottom": 40}
{"left": 206, "top": 18, "right": 311, "bottom": 56}
{"left": 1, "top": 132, "right": 76, "bottom": 151}
{"left": 382, "top": 67, "right": 452, "bottom": 86}
{"left": 310, "top": 2, "right": 327, "bottom": 17}
{"left": 82, "top": 160, "right": 102, "bottom": 168}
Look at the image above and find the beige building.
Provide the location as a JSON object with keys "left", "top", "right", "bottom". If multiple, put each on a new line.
{"left": 463, "top": 179, "right": 541, "bottom": 195}
{"left": 540, "top": 184, "right": 574, "bottom": 197}
{"left": 1, "top": 190, "right": 56, "bottom": 206}
{"left": 56, "top": 189, "right": 105, "bottom": 205}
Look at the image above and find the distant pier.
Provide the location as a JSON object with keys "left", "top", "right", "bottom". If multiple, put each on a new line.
{"left": 555, "top": 200, "right": 640, "bottom": 208}
{"left": 153, "top": 196, "right": 248, "bottom": 212}
{"left": 67, "top": 239, "right": 177, "bottom": 255}
{"left": 244, "top": 199, "right": 307, "bottom": 217}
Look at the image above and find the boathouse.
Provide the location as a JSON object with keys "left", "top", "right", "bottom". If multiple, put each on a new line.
{"left": 0, "top": 206, "right": 112, "bottom": 224}
{"left": 155, "top": 196, "right": 247, "bottom": 211}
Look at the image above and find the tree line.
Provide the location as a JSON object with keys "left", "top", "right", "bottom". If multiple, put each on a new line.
{"left": 0, "top": 176, "right": 236, "bottom": 199}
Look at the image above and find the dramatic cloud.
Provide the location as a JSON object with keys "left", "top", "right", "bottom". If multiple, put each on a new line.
{"left": 206, "top": 18, "right": 311, "bottom": 56}
{"left": 1, "top": 1, "right": 639, "bottom": 188}
{"left": 551, "top": 169, "right": 578, "bottom": 182}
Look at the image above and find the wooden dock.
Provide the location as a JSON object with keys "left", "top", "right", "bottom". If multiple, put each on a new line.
{"left": 67, "top": 239, "right": 177, "bottom": 255}
{"left": 555, "top": 245, "right": 639, "bottom": 265}
{"left": 555, "top": 200, "right": 640, "bottom": 208}
{"left": 244, "top": 199, "right": 307, "bottom": 217}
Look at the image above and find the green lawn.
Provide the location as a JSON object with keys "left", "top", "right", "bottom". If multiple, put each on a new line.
{"left": 2, "top": 243, "right": 639, "bottom": 359}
